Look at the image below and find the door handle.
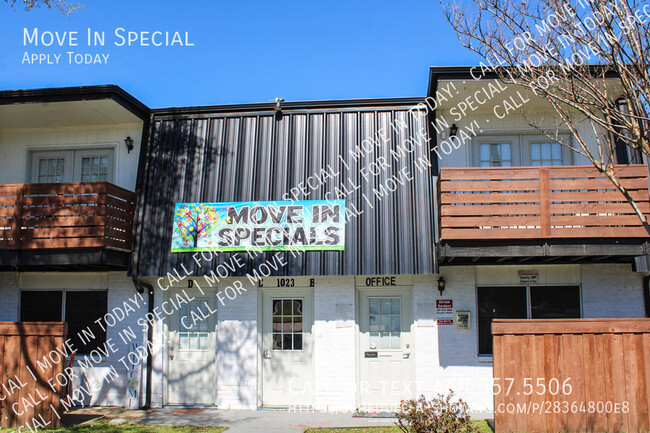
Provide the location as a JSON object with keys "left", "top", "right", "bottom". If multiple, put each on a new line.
{"left": 403, "top": 352, "right": 410, "bottom": 359}
{"left": 263, "top": 348, "right": 270, "bottom": 359}
{"left": 170, "top": 346, "right": 174, "bottom": 360}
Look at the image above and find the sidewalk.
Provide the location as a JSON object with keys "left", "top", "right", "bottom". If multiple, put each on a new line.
{"left": 65, "top": 406, "right": 397, "bottom": 432}
{"left": 135, "top": 407, "right": 397, "bottom": 433}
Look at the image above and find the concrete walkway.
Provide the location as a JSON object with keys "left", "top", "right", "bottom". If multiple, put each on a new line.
{"left": 135, "top": 407, "right": 397, "bottom": 433}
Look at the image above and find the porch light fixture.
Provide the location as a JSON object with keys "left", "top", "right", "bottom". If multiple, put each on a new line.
{"left": 437, "top": 276, "right": 446, "bottom": 296}
{"left": 124, "top": 136, "right": 134, "bottom": 153}
{"left": 449, "top": 124, "right": 458, "bottom": 137}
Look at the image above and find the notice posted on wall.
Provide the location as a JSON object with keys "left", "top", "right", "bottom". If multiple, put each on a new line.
{"left": 436, "top": 299, "right": 454, "bottom": 325}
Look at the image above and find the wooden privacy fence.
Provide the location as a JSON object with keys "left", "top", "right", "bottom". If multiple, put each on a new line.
{"left": 493, "top": 319, "right": 650, "bottom": 433}
{"left": 0, "top": 322, "right": 68, "bottom": 429}
{"left": 440, "top": 164, "right": 650, "bottom": 240}
{"left": 0, "top": 182, "right": 136, "bottom": 251}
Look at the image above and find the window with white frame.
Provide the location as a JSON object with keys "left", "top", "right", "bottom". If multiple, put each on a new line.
{"left": 530, "top": 141, "right": 564, "bottom": 166}
{"left": 369, "top": 297, "right": 401, "bottom": 350}
{"left": 473, "top": 135, "right": 573, "bottom": 167}
{"left": 272, "top": 298, "right": 303, "bottom": 351}
{"left": 479, "top": 143, "right": 512, "bottom": 167}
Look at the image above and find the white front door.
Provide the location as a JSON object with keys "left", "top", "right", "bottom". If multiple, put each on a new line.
{"left": 167, "top": 292, "right": 217, "bottom": 405}
{"left": 358, "top": 289, "right": 413, "bottom": 411}
{"left": 261, "top": 290, "right": 314, "bottom": 407}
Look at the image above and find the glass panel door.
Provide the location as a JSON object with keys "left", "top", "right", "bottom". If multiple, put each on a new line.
{"left": 75, "top": 149, "right": 114, "bottom": 182}
{"left": 30, "top": 151, "right": 74, "bottom": 183}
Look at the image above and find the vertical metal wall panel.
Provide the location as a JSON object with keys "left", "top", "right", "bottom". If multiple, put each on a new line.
{"left": 135, "top": 100, "right": 436, "bottom": 277}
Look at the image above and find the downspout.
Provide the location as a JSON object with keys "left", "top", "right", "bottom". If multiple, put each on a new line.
{"left": 129, "top": 111, "right": 154, "bottom": 408}
{"left": 132, "top": 276, "right": 154, "bottom": 408}
{"left": 426, "top": 71, "right": 440, "bottom": 275}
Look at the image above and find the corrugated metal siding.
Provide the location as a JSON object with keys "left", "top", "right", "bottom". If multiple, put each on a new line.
{"left": 133, "top": 102, "right": 436, "bottom": 277}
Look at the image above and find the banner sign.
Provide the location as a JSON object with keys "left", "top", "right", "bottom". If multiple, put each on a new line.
{"left": 171, "top": 200, "right": 345, "bottom": 252}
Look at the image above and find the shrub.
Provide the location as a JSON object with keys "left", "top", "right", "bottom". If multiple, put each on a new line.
{"left": 395, "top": 391, "right": 480, "bottom": 433}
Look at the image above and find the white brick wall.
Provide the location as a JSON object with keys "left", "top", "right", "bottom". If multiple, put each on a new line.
{"left": 313, "top": 276, "right": 356, "bottom": 411}
{"left": 216, "top": 278, "right": 258, "bottom": 409}
{"left": 0, "top": 272, "right": 20, "bottom": 321}
{"left": 429, "top": 267, "right": 495, "bottom": 413}
{"left": 582, "top": 263, "right": 645, "bottom": 318}
{"left": 3, "top": 265, "right": 643, "bottom": 411}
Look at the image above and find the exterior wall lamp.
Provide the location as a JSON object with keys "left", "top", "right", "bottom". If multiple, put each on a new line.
{"left": 124, "top": 136, "right": 134, "bottom": 153}
{"left": 437, "top": 276, "right": 445, "bottom": 296}
{"left": 449, "top": 124, "right": 458, "bottom": 137}
{"left": 274, "top": 97, "right": 285, "bottom": 121}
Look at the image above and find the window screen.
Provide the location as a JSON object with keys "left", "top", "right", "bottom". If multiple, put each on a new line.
{"left": 477, "top": 286, "right": 527, "bottom": 355}
{"left": 64, "top": 291, "right": 108, "bottom": 354}
{"left": 20, "top": 291, "right": 62, "bottom": 322}
{"left": 530, "top": 286, "right": 580, "bottom": 319}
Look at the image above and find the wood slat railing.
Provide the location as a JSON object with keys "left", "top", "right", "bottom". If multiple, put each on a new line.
{"left": 0, "top": 182, "right": 136, "bottom": 251}
{"left": 440, "top": 164, "right": 650, "bottom": 240}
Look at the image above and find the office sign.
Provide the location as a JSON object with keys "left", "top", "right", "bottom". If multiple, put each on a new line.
{"left": 171, "top": 200, "right": 345, "bottom": 252}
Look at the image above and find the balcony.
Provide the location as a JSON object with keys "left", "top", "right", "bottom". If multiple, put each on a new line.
{"left": 438, "top": 165, "right": 650, "bottom": 264}
{"left": 0, "top": 182, "right": 136, "bottom": 270}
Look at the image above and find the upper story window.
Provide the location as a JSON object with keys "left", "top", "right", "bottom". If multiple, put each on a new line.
{"left": 480, "top": 143, "right": 512, "bottom": 167}
{"left": 530, "top": 141, "right": 563, "bottom": 166}
{"left": 473, "top": 135, "right": 572, "bottom": 167}
{"left": 29, "top": 148, "right": 114, "bottom": 183}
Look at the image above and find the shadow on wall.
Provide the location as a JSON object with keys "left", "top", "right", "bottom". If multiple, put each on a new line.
{"left": 437, "top": 311, "right": 485, "bottom": 368}
{"left": 216, "top": 318, "right": 257, "bottom": 407}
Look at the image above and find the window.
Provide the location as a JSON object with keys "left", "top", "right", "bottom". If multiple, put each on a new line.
{"left": 30, "top": 149, "right": 114, "bottom": 183}
{"left": 65, "top": 292, "right": 108, "bottom": 354}
{"left": 480, "top": 143, "right": 512, "bottom": 167}
{"left": 272, "top": 299, "right": 303, "bottom": 350}
{"left": 20, "top": 291, "right": 62, "bottom": 322}
{"left": 20, "top": 290, "right": 108, "bottom": 354}
{"left": 31, "top": 151, "right": 73, "bottom": 183}
{"left": 37, "top": 158, "right": 66, "bottom": 183}
{"left": 530, "top": 142, "right": 563, "bottom": 166}
{"left": 80, "top": 156, "right": 110, "bottom": 182}
{"left": 478, "top": 287, "right": 527, "bottom": 356}
{"left": 473, "top": 135, "right": 573, "bottom": 166}
{"left": 477, "top": 285, "right": 581, "bottom": 355}
{"left": 530, "top": 286, "right": 581, "bottom": 318}
{"left": 369, "top": 297, "right": 401, "bottom": 350}
{"left": 178, "top": 300, "right": 210, "bottom": 351}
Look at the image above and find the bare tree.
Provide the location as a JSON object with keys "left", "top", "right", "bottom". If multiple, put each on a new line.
{"left": 5, "top": 0, "right": 83, "bottom": 14}
{"left": 442, "top": 0, "right": 650, "bottom": 230}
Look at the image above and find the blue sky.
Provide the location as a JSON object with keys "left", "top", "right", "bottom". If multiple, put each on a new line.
{"left": 1, "top": 0, "right": 479, "bottom": 108}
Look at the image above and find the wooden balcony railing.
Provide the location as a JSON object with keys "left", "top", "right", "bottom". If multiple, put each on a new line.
{"left": 440, "top": 165, "right": 650, "bottom": 241}
{"left": 0, "top": 182, "right": 136, "bottom": 251}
